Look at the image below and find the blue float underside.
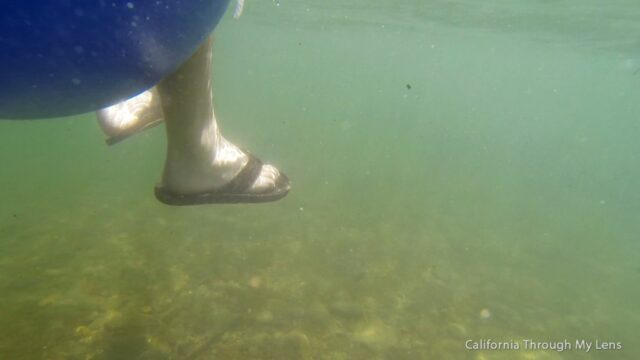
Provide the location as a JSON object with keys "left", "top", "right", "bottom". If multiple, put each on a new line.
{"left": 0, "top": 0, "right": 231, "bottom": 119}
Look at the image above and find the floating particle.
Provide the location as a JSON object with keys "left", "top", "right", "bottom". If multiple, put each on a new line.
{"left": 248, "top": 276, "right": 262, "bottom": 289}
{"left": 479, "top": 308, "right": 491, "bottom": 320}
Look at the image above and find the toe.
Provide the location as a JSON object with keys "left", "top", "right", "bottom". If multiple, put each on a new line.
{"left": 250, "top": 164, "right": 287, "bottom": 193}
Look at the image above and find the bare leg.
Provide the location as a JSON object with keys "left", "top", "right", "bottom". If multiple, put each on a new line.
{"left": 97, "top": 37, "right": 290, "bottom": 205}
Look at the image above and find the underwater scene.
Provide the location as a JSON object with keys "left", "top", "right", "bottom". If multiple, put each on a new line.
{"left": 1, "top": 0, "right": 639, "bottom": 359}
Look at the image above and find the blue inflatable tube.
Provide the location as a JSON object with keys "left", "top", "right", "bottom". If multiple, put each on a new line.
{"left": 0, "top": 0, "right": 231, "bottom": 119}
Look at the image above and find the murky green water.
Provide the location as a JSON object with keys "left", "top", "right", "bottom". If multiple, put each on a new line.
{"left": 1, "top": 1, "right": 639, "bottom": 359}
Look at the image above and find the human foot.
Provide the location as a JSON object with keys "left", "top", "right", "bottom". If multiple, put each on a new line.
{"left": 155, "top": 150, "right": 290, "bottom": 205}
{"left": 156, "top": 36, "right": 290, "bottom": 205}
{"left": 96, "top": 88, "right": 163, "bottom": 145}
